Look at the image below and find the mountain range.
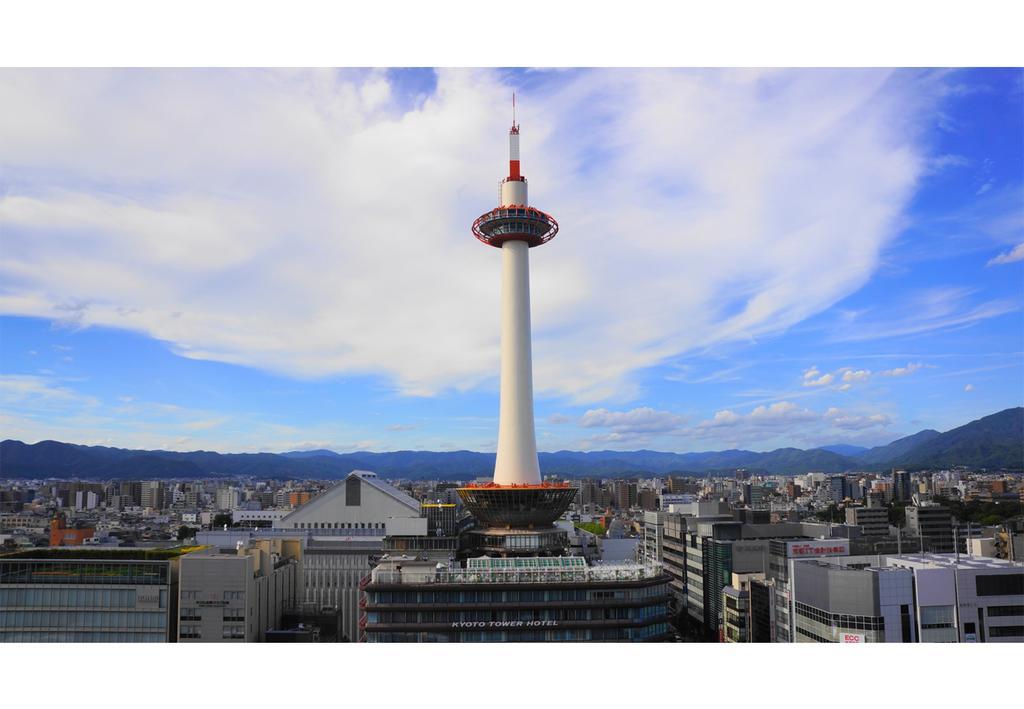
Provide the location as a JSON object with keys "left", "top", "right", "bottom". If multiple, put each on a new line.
{"left": 1, "top": 407, "right": 1020, "bottom": 480}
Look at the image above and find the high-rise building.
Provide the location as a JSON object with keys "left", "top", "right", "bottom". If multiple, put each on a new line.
{"left": 215, "top": 486, "right": 240, "bottom": 511}
{"left": 642, "top": 511, "right": 664, "bottom": 566}
{"left": 661, "top": 512, "right": 689, "bottom": 620}
{"left": 893, "top": 470, "right": 913, "bottom": 502}
{"left": 827, "top": 476, "right": 850, "bottom": 502}
{"left": 906, "top": 504, "right": 955, "bottom": 553}
{"left": 140, "top": 481, "right": 165, "bottom": 510}
{"left": 846, "top": 505, "right": 890, "bottom": 538}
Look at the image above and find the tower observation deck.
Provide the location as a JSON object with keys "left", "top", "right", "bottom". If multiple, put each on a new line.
{"left": 459, "top": 98, "right": 574, "bottom": 551}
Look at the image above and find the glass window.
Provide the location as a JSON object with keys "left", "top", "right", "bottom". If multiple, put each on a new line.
{"left": 976, "top": 574, "right": 1024, "bottom": 597}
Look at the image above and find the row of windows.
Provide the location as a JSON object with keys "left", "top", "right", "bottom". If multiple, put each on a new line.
{"left": 794, "top": 603, "right": 884, "bottom": 631}
{"left": 988, "top": 625, "right": 1024, "bottom": 638}
{"left": 222, "top": 625, "right": 246, "bottom": 639}
{"left": 179, "top": 607, "right": 246, "bottom": 622}
{"left": 976, "top": 574, "right": 1024, "bottom": 597}
{"left": 920, "top": 605, "right": 955, "bottom": 628}
{"left": 369, "top": 604, "right": 666, "bottom": 624}
{"left": 368, "top": 622, "right": 670, "bottom": 643}
{"left": 369, "top": 587, "right": 659, "bottom": 604}
{"left": 986, "top": 605, "right": 1024, "bottom": 617}
{"left": 0, "top": 631, "right": 166, "bottom": 643}
{"left": 180, "top": 625, "right": 201, "bottom": 639}
{"left": 0, "top": 610, "right": 166, "bottom": 630}
{"left": 181, "top": 589, "right": 246, "bottom": 602}
{"left": 0, "top": 588, "right": 145, "bottom": 608}
{"left": 795, "top": 625, "right": 834, "bottom": 643}
{"left": 296, "top": 522, "right": 384, "bottom": 530}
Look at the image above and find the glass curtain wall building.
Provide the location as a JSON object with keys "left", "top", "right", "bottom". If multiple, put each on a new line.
{"left": 0, "top": 552, "right": 180, "bottom": 642}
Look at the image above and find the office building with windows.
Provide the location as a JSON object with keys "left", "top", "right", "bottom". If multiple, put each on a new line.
{"left": 906, "top": 504, "right": 955, "bottom": 553}
{"left": 722, "top": 572, "right": 766, "bottom": 643}
{"left": 0, "top": 548, "right": 184, "bottom": 642}
{"left": 642, "top": 511, "right": 664, "bottom": 567}
{"left": 360, "top": 555, "right": 672, "bottom": 642}
{"left": 768, "top": 538, "right": 851, "bottom": 642}
{"left": 790, "top": 556, "right": 916, "bottom": 643}
{"left": 177, "top": 538, "right": 301, "bottom": 642}
{"left": 846, "top": 506, "right": 890, "bottom": 538}
{"left": 893, "top": 470, "right": 913, "bottom": 502}
{"left": 661, "top": 512, "right": 689, "bottom": 620}
{"left": 884, "top": 553, "right": 1024, "bottom": 642}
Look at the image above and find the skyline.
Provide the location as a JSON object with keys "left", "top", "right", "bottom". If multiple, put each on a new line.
{"left": 1, "top": 68, "right": 1022, "bottom": 455}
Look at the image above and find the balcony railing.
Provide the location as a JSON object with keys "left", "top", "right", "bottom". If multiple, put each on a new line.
{"left": 369, "top": 563, "right": 667, "bottom": 586}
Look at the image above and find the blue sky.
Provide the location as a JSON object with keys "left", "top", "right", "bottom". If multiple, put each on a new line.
{"left": 1, "top": 68, "right": 1021, "bottom": 453}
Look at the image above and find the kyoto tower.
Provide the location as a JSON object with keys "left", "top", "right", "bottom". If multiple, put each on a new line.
{"left": 458, "top": 97, "right": 575, "bottom": 555}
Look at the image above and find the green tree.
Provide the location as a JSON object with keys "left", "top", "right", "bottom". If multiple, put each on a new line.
{"left": 212, "top": 513, "right": 233, "bottom": 529}
{"left": 177, "top": 525, "right": 197, "bottom": 541}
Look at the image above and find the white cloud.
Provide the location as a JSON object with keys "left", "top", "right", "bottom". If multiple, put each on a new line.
{"left": 0, "top": 69, "right": 934, "bottom": 402}
{"left": 964, "top": 383, "right": 974, "bottom": 392}
{"left": 988, "top": 243, "right": 1024, "bottom": 266}
{"left": 926, "top": 153, "right": 970, "bottom": 173}
{"left": 700, "top": 401, "right": 817, "bottom": 429}
{"left": 841, "top": 368, "right": 871, "bottom": 383}
{"left": 579, "top": 406, "right": 685, "bottom": 434}
{"left": 880, "top": 362, "right": 924, "bottom": 377}
{"left": 830, "top": 287, "right": 1017, "bottom": 343}
{"left": 802, "top": 367, "right": 835, "bottom": 387}
{"left": 824, "top": 407, "right": 892, "bottom": 431}
{"left": 385, "top": 423, "right": 417, "bottom": 431}
{"left": 0, "top": 374, "right": 99, "bottom": 409}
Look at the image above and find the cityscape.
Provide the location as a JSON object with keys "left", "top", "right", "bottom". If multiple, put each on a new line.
{"left": 1, "top": 60, "right": 1023, "bottom": 653}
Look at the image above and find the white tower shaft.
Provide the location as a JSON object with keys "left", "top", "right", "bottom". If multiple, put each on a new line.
{"left": 493, "top": 239, "right": 541, "bottom": 485}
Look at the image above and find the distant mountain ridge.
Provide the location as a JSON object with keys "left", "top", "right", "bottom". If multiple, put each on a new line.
{"left": 1, "top": 407, "right": 1020, "bottom": 480}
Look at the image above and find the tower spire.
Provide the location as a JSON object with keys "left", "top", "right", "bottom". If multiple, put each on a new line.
{"left": 508, "top": 93, "right": 521, "bottom": 180}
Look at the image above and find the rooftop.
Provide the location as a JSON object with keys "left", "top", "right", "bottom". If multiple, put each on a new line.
{"left": 886, "top": 553, "right": 1024, "bottom": 570}
{"left": 0, "top": 545, "right": 206, "bottom": 561}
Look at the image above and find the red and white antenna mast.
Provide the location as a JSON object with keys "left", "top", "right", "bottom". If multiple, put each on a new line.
{"left": 508, "top": 93, "right": 521, "bottom": 180}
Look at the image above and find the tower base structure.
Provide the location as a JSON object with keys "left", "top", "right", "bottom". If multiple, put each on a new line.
{"left": 456, "top": 482, "right": 575, "bottom": 557}
{"left": 462, "top": 527, "right": 570, "bottom": 557}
